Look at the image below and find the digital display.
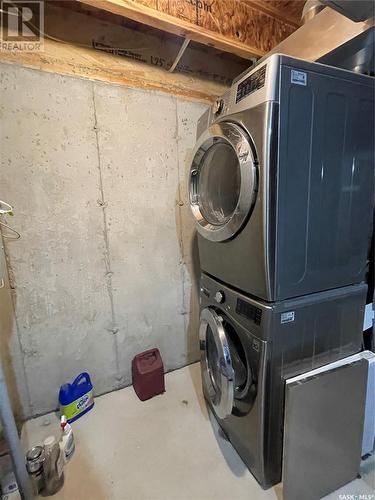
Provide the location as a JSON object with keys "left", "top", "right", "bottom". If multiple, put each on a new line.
{"left": 236, "top": 299, "right": 262, "bottom": 325}
{"left": 236, "top": 65, "right": 267, "bottom": 104}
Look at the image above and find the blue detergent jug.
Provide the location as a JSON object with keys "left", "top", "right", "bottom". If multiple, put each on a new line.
{"left": 59, "top": 373, "right": 94, "bottom": 423}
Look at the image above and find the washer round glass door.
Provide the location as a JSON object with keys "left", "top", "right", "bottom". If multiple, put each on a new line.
{"left": 189, "top": 122, "right": 257, "bottom": 242}
{"left": 199, "top": 308, "right": 235, "bottom": 419}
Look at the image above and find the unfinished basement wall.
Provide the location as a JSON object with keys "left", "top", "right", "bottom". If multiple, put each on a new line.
{"left": 0, "top": 62, "right": 206, "bottom": 418}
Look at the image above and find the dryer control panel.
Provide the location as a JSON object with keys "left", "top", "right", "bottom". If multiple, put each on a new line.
{"left": 235, "top": 65, "right": 267, "bottom": 103}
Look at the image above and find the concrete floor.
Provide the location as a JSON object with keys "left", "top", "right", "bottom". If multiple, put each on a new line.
{"left": 21, "top": 363, "right": 374, "bottom": 500}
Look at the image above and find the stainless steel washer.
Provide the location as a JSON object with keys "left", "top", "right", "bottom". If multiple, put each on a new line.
{"left": 199, "top": 273, "right": 367, "bottom": 488}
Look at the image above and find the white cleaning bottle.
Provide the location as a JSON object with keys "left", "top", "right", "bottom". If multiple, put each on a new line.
{"left": 60, "top": 415, "right": 75, "bottom": 463}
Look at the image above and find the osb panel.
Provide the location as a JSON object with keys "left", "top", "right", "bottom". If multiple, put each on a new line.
{"left": 156, "top": 0, "right": 201, "bottom": 25}
{"left": 198, "top": 1, "right": 296, "bottom": 53}
{"left": 134, "top": 0, "right": 298, "bottom": 52}
{"left": 243, "top": 0, "right": 304, "bottom": 25}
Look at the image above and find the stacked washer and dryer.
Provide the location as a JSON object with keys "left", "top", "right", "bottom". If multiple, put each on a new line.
{"left": 188, "top": 54, "right": 374, "bottom": 489}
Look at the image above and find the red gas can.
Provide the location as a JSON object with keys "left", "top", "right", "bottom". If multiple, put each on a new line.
{"left": 132, "top": 348, "right": 165, "bottom": 401}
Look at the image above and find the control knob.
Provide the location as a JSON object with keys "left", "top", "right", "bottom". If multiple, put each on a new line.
{"left": 214, "top": 291, "right": 225, "bottom": 304}
{"left": 213, "top": 98, "right": 224, "bottom": 115}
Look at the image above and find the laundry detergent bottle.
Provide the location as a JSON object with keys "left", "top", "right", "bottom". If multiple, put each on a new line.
{"left": 59, "top": 372, "right": 94, "bottom": 423}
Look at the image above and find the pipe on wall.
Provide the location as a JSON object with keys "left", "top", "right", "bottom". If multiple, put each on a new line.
{"left": 0, "top": 360, "right": 34, "bottom": 500}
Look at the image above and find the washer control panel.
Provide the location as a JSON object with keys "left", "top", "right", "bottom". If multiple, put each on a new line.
{"left": 236, "top": 298, "right": 262, "bottom": 325}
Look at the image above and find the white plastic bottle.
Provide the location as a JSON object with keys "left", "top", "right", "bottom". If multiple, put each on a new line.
{"left": 59, "top": 415, "right": 75, "bottom": 463}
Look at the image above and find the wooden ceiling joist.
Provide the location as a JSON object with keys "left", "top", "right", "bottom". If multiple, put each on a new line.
{"left": 0, "top": 35, "right": 228, "bottom": 103}
{"left": 76, "top": 0, "right": 303, "bottom": 59}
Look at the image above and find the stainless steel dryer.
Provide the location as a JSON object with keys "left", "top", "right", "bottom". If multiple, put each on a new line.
{"left": 189, "top": 54, "right": 374, "bottom": 301}
{"left": 199, "top": 274, "right": 367, "bottom": 488}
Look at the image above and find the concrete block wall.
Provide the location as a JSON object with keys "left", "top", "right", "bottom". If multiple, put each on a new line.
{"left": 0, "top": 63, "right": 207, "bottom": 417}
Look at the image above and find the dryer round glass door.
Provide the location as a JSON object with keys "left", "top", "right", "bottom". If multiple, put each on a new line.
{"left": 189, "top": 122, "right": 257, "bottom": 242}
